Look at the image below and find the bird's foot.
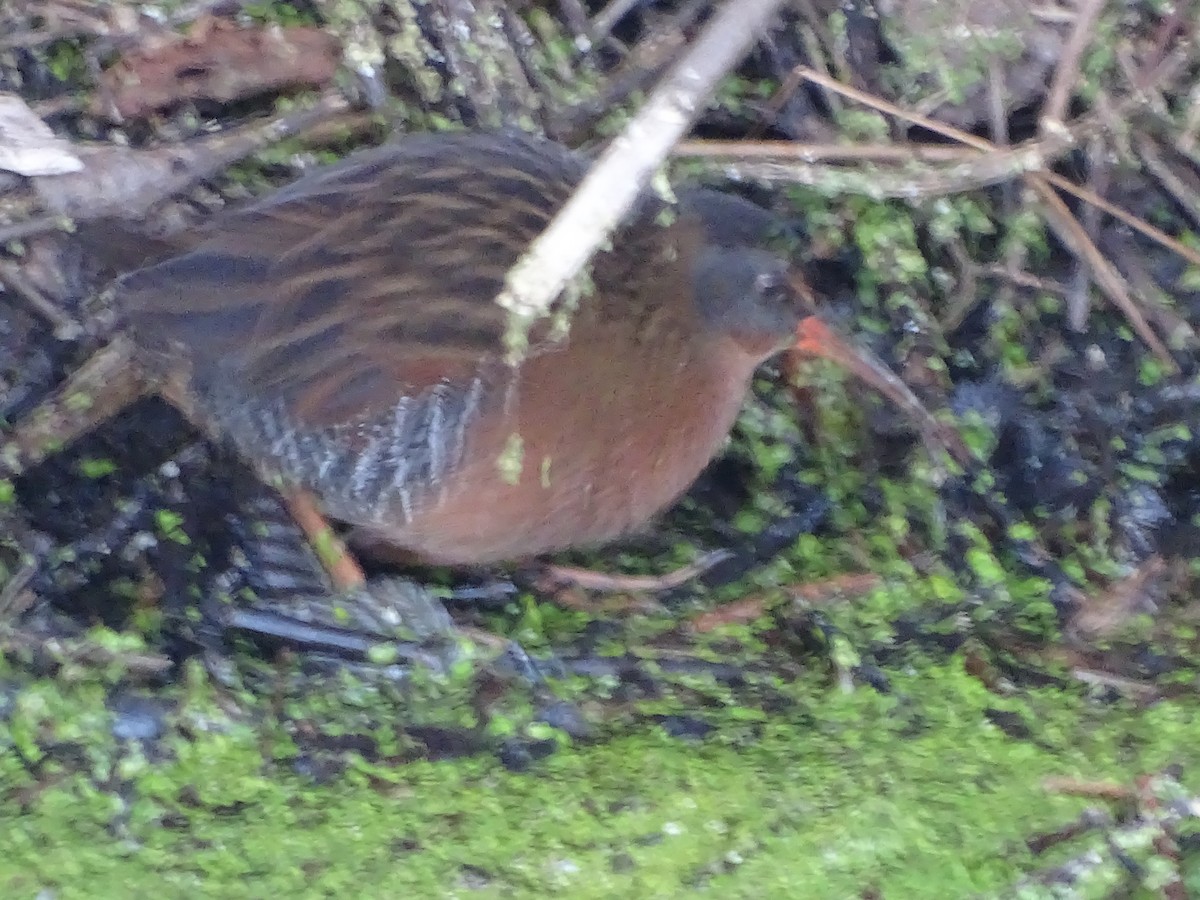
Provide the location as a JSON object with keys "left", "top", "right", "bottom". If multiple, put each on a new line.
{"left": 214, "top": 575, "right": 468, "bottom": 676}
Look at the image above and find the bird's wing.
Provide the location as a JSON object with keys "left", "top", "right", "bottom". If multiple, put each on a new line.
{"left": 119, "top": 133, "right": 590, "bottom": 428}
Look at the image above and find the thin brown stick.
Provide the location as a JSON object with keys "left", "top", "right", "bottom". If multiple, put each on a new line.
{"left": 791, "top": 64, "right": 1200, "bottom": 270}
{"left": 588, "top": 0, "right": 642, "bottom": 44}
{"left": 675, "top": 140, "right": 976, "bottom": 162}
{"left": 986, "top": 61, "right": 1010, "bottom": 149}
{"left": 1, "top": 336, "right": 149, "bottom": 476}
{"left": 686, "top": 60, "right": 1200, "bottom": 272}
{"left": 34, "top": 91, "right": 352, "bottom": 221}
{"left": 0, "top": 262, "right": 82, "bottom": 338}
{"left": 1135, "top": 135, "right": 1200, "bottom": 229}
{"left": 0, "top": 625, "right": 174, "bottom": 677}
{"left": 674, "top": 147, "right": 1059, "bottom": 199}
{"left": 556, "top": 0, "right": 591, "bottom": 40}
{"left": 0, "top": 557, "right": 37, "bottom": 617}
{"left": 1040, "top": 0, "right": 1107, "bottom": 134}
{"left": 538, "top": 550, "right": 733, "bottom": 593}
{"left": 792, "top": 65, "right": 1187, "bottom": 367}
{"left": 1069, "top": 667, "right": 1161, "bottom": 699}
{"left": 558, "top": 0, "right": 709, "bottom": 143}
{"left": 1044, "top": 169, "right": 1200, "bottom": 270}
{"left": 1032, "top": 180, "right": 1172, "bottom": 363}
{"left": 0, "top": 212, "right": 72, "bottom": 245}
{"left": 1042, "top": 777, "right": 1134, "bottom": 801}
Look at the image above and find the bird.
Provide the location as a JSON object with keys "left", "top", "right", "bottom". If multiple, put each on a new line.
{"left": 108, "top": 131, "right": 942, "bottom": 570}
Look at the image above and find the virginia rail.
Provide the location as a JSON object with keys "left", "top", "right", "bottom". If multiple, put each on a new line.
{"left": 103, "top": 131, "right": 935, "bottom": 569}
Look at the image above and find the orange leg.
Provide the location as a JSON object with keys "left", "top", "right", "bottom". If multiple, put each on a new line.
{"left": 3, "top": 341, "right": 373, "bottom": 609}
{"left": 282, "top": 489, "right": 367, "bottom": 592}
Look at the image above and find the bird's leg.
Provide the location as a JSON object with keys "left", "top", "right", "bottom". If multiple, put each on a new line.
{"left": 1, "top": 345, "right": 470, "bottom": 671}
{"left": 153, "top": 378, "right": 383, "bottom": 605}
{"left": 0, "top": 341, "right": 356, "bottom": 599}
{"left": 282, "top": 489, "right": 368, "bottom": 591}
{"left": 151, "top": 384, "right": 485, "bottom": 666}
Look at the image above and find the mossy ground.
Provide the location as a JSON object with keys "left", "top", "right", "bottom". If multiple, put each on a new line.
{"left": 4, "top": 277, "right": 1196, "bottom": 894}
{"left": 3, "top": 653, "right": 1197, "bottom": 897}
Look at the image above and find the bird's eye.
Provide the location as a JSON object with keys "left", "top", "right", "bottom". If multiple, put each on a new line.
{"left": 753, "top": 271, "right": 791, "bottom": 305}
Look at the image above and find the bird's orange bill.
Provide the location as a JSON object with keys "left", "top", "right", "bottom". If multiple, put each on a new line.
{"left": 792, "top": 317, "right": 970, "bottom": 464}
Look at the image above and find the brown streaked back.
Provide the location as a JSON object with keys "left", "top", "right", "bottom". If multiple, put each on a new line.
{"left": 118, "top": 132, "right": 613, "bottom": 428}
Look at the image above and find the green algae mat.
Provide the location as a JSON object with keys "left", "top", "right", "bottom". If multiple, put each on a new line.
{"left": 3, "top": 653, "right": 1197, "bottom": 898}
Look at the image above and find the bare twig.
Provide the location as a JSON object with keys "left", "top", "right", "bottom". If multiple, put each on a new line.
{"left": 1069, "top": 667, "right": 1161, "bottom": 699}
{"left": 0, "top": 212, "right": 72, "bottom": 245}
{"left": 0, "top": 625, "right": 174, "bottom": 677}
{"left": 494, "top": 0, "right": 789, "bottom": 356}
{"left": 675, "top": 141, "right": 1070, "bottom": 198}
{"left": 418, "top": 0, "right": 543, "bottom": 130}
{"left": 558, "top": 0, "right": 710, "bottom": 142}
{"left": 790, "top": 65, "right": 1190, "bottom": 368}
{"left": 1046, "top": 166, "right": 1200, "bottom": 271}
{"left": 538, "top": 550, "right": 733, "bottom": 593}
{"left": 0, "top": 558, "right": 37, "bottom": 618}
{"left": 986, "top": 61, "right": 1010, "bottom": 150}
{"left": 556, "top": 0, "right": 591, "bottom": 40}
{"left": 762, "top": 64, "right": 1200, "bottom": 270}
{"left": 0, "top": 261, "right": 82, "bottom": 338}
{"left": 1135, "top": 135, "right": 1200, "bottom": 230}
{"left": 1038, "top": 179, "right": 1172, "bottom": 361}
{"left": 675, "top": 140, "right": 976, "bottom": 163}
{"left": 678, "top": 59, "right": 1200, "bottom": 278}
{"left": 589, "top": 0, "right": 645, "bottom": 45}
{"left": 1040, "top": 0, "right": 1107, "bottom": 134}
{"left": 38, "top": 91, "right": 351, "bottom": 220}
{"left": 0, "top": 336, "right": 148, "bottom": 477}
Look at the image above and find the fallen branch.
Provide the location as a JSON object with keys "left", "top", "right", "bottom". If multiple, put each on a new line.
{"left": 494, "top": 0, "right": 791, "bottom": 359}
